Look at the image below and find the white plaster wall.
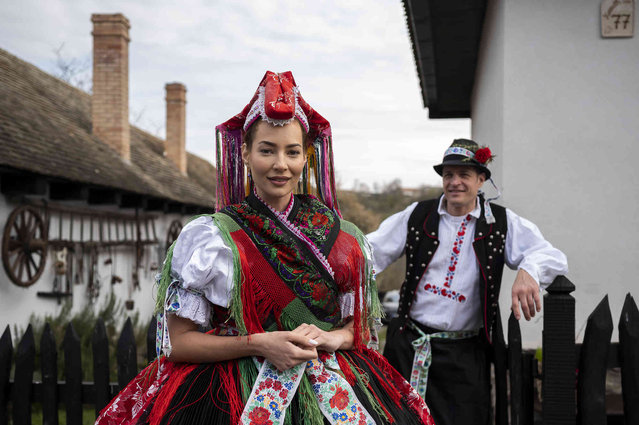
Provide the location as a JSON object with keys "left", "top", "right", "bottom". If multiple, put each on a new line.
{"left": 473, "top": 0, "right": 639, "bottom": 346}
{"left": 0, "top": 195, "right": 188, "bottom": 340}
{"left": 473, "top": 0, "right": 505, "bottom": 184}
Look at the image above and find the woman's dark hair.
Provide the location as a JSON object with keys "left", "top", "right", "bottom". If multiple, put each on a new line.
{"left": 242, "top": 117, "right": 309, "bottom": 149}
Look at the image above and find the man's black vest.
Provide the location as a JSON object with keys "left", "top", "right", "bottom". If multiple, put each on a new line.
{"left": 396, "top": 197, "right": 508, "bottom": 343}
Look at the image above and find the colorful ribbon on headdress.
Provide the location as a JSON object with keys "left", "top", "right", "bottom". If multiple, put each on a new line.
{"left": 215, "top": 71, "right": 340, "bottom": 216}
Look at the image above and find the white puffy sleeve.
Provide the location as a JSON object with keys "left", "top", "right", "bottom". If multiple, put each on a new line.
{"left": 505, "top": 209, "right": 569, "bottom": 289}
{"left": 167, "top": 216, "right": 235, "bottom": 325}
{"left": 366, "top": 202, "right": 417, "bottom": 273}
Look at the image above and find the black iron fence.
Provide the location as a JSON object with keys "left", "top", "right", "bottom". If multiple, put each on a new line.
{"left": 1, "top": 276, "right": 638, "bottom": 425}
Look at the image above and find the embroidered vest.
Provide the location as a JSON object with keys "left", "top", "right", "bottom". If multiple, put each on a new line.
{"left": 397, "top": 197, "right": 508, "bottom": 343}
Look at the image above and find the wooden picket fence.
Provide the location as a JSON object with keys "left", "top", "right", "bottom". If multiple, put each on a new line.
{"left": 1, "top": 276, "right": 638, "bottom": 425}
{"left": 495, "top": 277, "right": 639, "bottom": 425}
{"left": 0, "top": 317, "right": 156, "bottom": 425}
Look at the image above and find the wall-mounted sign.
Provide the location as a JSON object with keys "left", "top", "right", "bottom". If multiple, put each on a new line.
{"left": 602, "top": 0, "right": 635, "bottom": 37}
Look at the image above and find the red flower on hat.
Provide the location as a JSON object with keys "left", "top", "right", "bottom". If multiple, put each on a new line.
{"left": 474, "top": 147, "right": 493, "bottom": 164}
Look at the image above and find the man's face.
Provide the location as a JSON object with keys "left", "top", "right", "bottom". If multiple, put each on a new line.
{"left": 442, "top": 165, "right": 486, "bottom": 214}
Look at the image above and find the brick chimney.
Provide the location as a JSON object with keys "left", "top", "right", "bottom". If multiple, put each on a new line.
{"left": 165, "top": 83, "right": 187, "bottom": 174}
{"left": 91, "top": 14, "right": 131, "bottom": 161}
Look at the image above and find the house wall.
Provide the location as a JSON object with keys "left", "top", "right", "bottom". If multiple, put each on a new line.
{"left": 472, "top": 0, "right": 639, "bottom": 346}
{"left": 0, "top": 194, "right": 187, "bottom": 335}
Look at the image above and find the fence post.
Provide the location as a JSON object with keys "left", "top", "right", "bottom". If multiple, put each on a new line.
{"left": 494, "top": 309, "right": 508, "bottom": 425}
{"left": 63, "top": 323, "right": 83, "bottom": 425}
{"left": 542, "top": 275, "right": 575, "bottom": 425}
{"left": 521, "top": 352, "right": 535, "bottom": 425}
{"left": 13, "top": 325, "right": 35, "bottom": 425}
{"left": 508, "top": 312, "right": 524, "bottom": 425}
{"left": 117, "top": 318, "right": 137, "bottom": 390}
{"left": 41, "top": 323, "right": 59, "bottom": 425}
{"left": 619, "top": 293, "right": 639, "bottom": 424}
{"left": 93, "top": 318, "right": 110, "bottom": 418}
{"left": 577, "top": 295, "right": 612, "bottom": 425}
{"left": 0, "top": 326, "right": 13, "bottom": 425}
{"left": 147, "top": 315, "right": 156, "bottom": 363}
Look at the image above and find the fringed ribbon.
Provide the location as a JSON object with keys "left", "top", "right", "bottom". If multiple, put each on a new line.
{"left": 307, "top": 132, "right": 341, "bottom": 217}
{"left": 240, "top": 354, "right": 377, "bottom": 425}
{"left": 338, "top": 220, "right": 383, "bottom": 350}
{"left": 305, "top": 354, "right": 376, "bottom": 424}
{"left": 358, "top": 347, "right": 435, "bottom": 425}
{"left": 479, "top": 178, "right": 502, "bottom": 224}
{"left": 211, "top": 213, "right": 248, "bottom": 334}
{"left": 154, "top": 240, "right": 177, "bottom": 315}
{"left": 239, "top": 360, "right": 306, "bottom": 425}
{"left": 238, "top": 357, "right": 260, "bottom": 403}
{"left": 408, "top": 321, "right": 478, "bottom": 399}
{"left": 216, "top": 127, "right": 246, "bottom": 212}
{"left": 220, "top": 362, "right": 244, "bottom": 424}
{"left": 338, "top": 355, "right": 390, "bottom": 423}
{"left": 347, "top": 351, "right": 401, "bottom": 409}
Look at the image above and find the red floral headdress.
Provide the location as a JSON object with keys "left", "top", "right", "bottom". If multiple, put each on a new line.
{"left": 215, "top": 71, "right": 340, "bottom": 216}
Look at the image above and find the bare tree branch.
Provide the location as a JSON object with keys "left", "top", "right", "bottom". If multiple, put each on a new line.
{"left": 53, "top": 43, "right": 92, "bottom": 93}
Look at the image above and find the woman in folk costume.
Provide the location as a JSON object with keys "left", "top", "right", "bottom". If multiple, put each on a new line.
{"left": 96, "top": 71, "right": 435, "bottom": 425}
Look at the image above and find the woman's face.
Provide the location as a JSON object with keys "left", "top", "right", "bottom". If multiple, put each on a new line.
{"left": 242, "top": 120, "right": 306, "bottom": 212}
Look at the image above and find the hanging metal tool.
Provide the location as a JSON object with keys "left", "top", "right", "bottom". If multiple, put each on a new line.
{"left": 37, "top": 247, "right": 72, "bottom": 303}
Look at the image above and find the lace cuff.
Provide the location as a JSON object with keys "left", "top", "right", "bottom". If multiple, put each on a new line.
{"left": 156, "top": 277, "right": 210, "bottom": 358}
{"left": 339, "top": 292, "right": 355, "bottom": 318}
{"left": 169, "top": 285, "right": 211, "bottom": 326}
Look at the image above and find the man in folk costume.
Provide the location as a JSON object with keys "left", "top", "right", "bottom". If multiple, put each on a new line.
{"left": 367, "top": 139, "right": 568, "bottom": 425}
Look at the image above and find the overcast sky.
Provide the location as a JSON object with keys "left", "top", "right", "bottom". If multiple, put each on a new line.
{"left": 0, "top": 0, "right": 469, "bottom": 190}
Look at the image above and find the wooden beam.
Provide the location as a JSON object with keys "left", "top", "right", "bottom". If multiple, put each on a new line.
{"left": 144, "top": 197, "right": 166, "bottom": 212}
{"left": 119, "top": 193, "right": 147, "bottom": 209}
{"left": 165, "top": 202, "right": 185, "bottom": 214}
{"left": 88, "top": 188, "right": 121, "bottom": 205}
{"left": 0, "top": 173, "right": 48, "bottom": 197}
{"left": 183, "top": 205, "right": 199, "bottom": 215}
{"left": 49, "top": 181, "right": 88, "bottom": 201}
{"left": 196, "top": 206, "right": 215, "bottom": 214}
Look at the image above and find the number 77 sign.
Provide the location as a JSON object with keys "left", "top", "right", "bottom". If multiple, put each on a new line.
{"left": 602, "top": 0, "right": 635, "bottom": 38}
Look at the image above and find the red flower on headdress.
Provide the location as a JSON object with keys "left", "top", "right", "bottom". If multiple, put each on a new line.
{"left": 474, "top": 147, "right": 493, "bottom": 164}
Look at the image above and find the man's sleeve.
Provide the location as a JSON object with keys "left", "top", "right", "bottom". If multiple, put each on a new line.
{"left": 366, "top": 202, "right": 418, "bottom": 274}
{"left": 504, "top": 209, "right": 569, "bottom": 289}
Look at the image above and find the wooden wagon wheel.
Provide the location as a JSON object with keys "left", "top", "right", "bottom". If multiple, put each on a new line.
{"left": 2, "top": 205, "right": 48, "bottom": 287}
{"left": 165, "top": 220, "right": 183, "bottom": 251}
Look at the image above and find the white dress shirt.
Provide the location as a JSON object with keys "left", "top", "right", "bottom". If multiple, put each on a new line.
{"left": 367, "top": 197, "right": 568, "bottom": 331}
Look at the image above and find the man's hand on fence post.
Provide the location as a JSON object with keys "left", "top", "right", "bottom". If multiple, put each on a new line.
{"left": 511, "top": 268, "right": 541, "bottom": 320}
